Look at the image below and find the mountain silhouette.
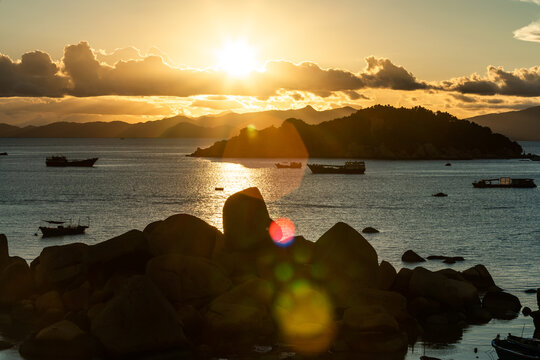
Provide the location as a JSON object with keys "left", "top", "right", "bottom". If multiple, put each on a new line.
{"left": 0, "top": 106, "right": 357, "bottom": 138}
{"left": 467, "top": 106, "right": 540, "bottom": 141}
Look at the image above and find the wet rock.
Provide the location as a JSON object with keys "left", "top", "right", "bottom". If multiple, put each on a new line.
{"left": 401, "top": 250, "right": 425, "bottom": 263}
{"left": 482, "top": 291, "right": 521, "bottom": 319}
{"left": 409, "top": 267, "right": 479, "bottom": 310}
{"left": 362, "top": 227, "right": 379, "bottom": 234}
{"left": 146, "top": 254, "right": 232, "bottom": 304}
{"left": 32, "top": 243, "right": 89, "bottom": 291}
{"left": 525, "top": 288, "right": 539, "bottom": 294}
{"left": 223, "top": 187, "right": 273, "bottom": 251}
{"left": 378, "top": 260, "right": 397, "bottom": 290}
{"left": 19, "top": 320, "right": 101, "bottom": 360}
{"left": 90, "top": 275, "right": 188, "bottom": 357}
{"left": 461, "top": 264, "right": 497, "bottom": 291}
{"left": 144, "top": 214, "right": 223, "bottom": 258}
{"left": 0, "top": 257, "right": 33, "bottom": 305}
{"left": 312, "top": 222, "right": 379, "bottom": 304}
{"left": 432, "top": 192, "right": 448, "bottom": 197}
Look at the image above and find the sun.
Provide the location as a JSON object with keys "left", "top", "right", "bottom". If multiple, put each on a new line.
{"left": 216, "top": 39, "right": 257, "bottom": 77}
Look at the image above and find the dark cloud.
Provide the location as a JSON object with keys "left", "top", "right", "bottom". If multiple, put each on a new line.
{"left": 440, "top": 65, "right": 540, "bottom": 97}
{"left": 342, "top": 90, "right": 369, "bottom": 100}
{"left": 0, "top": 51, "right": 68, "bottom": 97}
{"left": 360, "top": 57, "right": 427, "bottom": 90}
{"left": 450, "top": 93, "right": 477, "bottom": 103}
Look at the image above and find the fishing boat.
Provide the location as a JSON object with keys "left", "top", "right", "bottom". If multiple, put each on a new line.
{"left": 275, "top": 162, "right": 302, "bottom": 169}
{"left": 46, "top": 155, "right": 98, "bottom": 167}
{"left": 472, "top": 177, "right": 536, "bottom": 188}
{"left": 307, "top": 161, "right": 365, "bottom": 174}
{"left": 38, "top": 219, "right": 89, "bottom": 237}
{"left": 492, "top": 334, "right": 540, "bottom": 360}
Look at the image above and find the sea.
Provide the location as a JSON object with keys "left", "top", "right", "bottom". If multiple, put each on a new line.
{"left": 0, "top": 138, "right": 539, "bottom": 360}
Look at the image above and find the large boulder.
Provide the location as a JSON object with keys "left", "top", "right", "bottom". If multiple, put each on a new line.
{"left": 90, "top": 275, "right": 188, "bottom": 357}
{"left": 461, "top": 264, "right": 498, "bottom": 291}
{"left": 408, "top": 267, "right": 479, "bottom": 310}
{"left": 32, "top": 243, "right": 89, "bottom": 291}
{"left": 343, "top": 305, "right": 400, "bottom": 333}
{"left": 222, "top": 187, "right": 273, "bottom": 251}
{"left": 146, "top": 254, "right": 232, "bottom": 304}
{"left": 0, "top": 234, "right": 9, "bottom": 270}
{"left": 86, "top": 230, "right": 150, "bottom": 282}
{"left": 205, "top": 278, "right": 274, "bottom": 338}
{"left": 391, "top": 268, "right": 413, "bottom": 295}
{"left": 35, "top": 291, "right": 64, "bottom": 314}
{"left": 19, "top": 320, "right": 100, "bottom": 360}
{"left": 378, "top": 260, "right": 397, "bottom": 290}
{"left": 0, "top": 257, "right": 33, "bottom": 305}
{"left": 312, "top": 222, "right": 379, "bottom": 298}
{"left": 482, "top": 291, "right": 521, "bottom": 319}
{"left": 144, "top": 214, "right": 223, "bottom": 258}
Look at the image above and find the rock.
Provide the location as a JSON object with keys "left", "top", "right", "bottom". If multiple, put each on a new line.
{"left": 461, "top": 264, "right": 497, "bottom": 291}
{"left": 362, "top": 227, "right": 379, "bottom": 234}
{"left": 35, "top": 291, "right": 64, "bottom": 314}
{"left": 347, "top": 288, "right": 408, "bottom": 319}
{"left": 401, "top": 250, "right": 425, "bottom": 263}
{"left": 313, "top": 222, "right": 379, "bottom": 288}
{"left": 205, "top": 278, "right": 274, "bottom": 338}
{"left": 482, "top": 291, "right": 521, "bottom": 319}
{"left": 432, "top": 192, "right": 448, "bottom": 197}
{"left": 436, "top": 268, "right": 466, "bottom": 282}
{"left": 0, "top": 257, "right": 33, "bottom": 305}
{"left": 146, "top": 254, "right": 232, "bottom": 304}
{"left": 62, "top": 281, "right": 91, "bottom": 311}
{"left": 525, "top": 288, "right": 538, "bottom": 294}
{"left": 378, "top": 260, "right": 397, "bottom": 290}
{"left": 341, "top": 330, "right": 408, "bottom": 354}
{"left": 144, "top": 214, "right": 223, "bottom": 258}
{"left": 86, "top": 230, "right": 150, "bottom": 282}
{"left": 408, "top": 267, "right": 479, "bottom": 310}
{"left": 391, "top": 268, "right": 413, "bottom": 295}
{"left": 19, "top": 320, "right": 100, "bottom": 360}
{"left": 0, "top": 340, "right": 13, "bottom": 350}
{"left": 343, "top": 305, "right": 400, "bottom": 333}
{"left": 222, "top": 187, "right": 273, "bottom": 251}
{"left": 0, "top": 234, "right": 9, "bottom": 269}
{"left": 466, "top": 303, "right": 492, "bottom": 324}
{"left": 32, "top": 243, "right": 89, "bottom": 291}
{"left": 90, "top": 275, "right": 188, "bottom": 356}
{"left": 408, "top": 297, "right": 441, "bottom": 319}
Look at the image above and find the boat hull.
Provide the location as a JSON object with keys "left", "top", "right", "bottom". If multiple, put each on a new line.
{"left": 492, "top": 337, "right": 540, "bottom": 360}
{"left": 46, "top": 158, "right": 98, "bottom": 167}
{"left": 275, "top": 162, "right": 302, "bottom": 169}
{"left": 307, "top": 164, "right": 365, "bottom": 174}
{"left": 39, "top": 225, "right": 88, "bottom": 237}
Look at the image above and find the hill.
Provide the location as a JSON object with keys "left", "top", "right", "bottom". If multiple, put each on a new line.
{"left": 190, "top": 105, "right": 523, "bottom": 159}
{"left": 0, "top": 106, "right": 357, "bottom": 138}
{"left": 467, "top": 106, "right": 540, "bottom": 141}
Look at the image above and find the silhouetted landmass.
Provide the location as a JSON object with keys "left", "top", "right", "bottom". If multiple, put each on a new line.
{"left": 190, "top": 105, "right": 523, "bottom": 159}
{"left": 467, "top": 106, "right": 540, "bottom": 141}
{"left": 0, "top": 106, "right": 357, "bottom": 138}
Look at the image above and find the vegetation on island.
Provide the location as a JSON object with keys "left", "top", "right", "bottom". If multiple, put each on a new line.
{"left": 190, "top": 105, "right": 523, "bottom": 159}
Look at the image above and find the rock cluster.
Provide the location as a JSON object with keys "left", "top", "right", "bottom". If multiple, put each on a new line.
{"left": 0, "top": 188, "right": 523, "bottom": 359}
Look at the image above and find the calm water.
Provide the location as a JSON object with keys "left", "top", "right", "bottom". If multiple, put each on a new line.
{"left": 0, "top": 138, "right": 539, "bottom": 360}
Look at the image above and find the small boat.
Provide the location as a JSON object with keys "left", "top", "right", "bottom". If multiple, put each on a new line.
{"left": 39, "top": 219, "right": 89, "bottom": 237}
{"left": 472, "top": 177, "right": 536, "bottom": 188}
{"left": 46, "top": 155, "right": 98, "bottom": 167}
{"left": 307, "top": 161, "right": 365, "bottom": 174}
{"left": 492, "top": 334, "right": 540, "bottom": 360}
{"left": 275, "top": 162, "right": 302, "bottom": 169}
{"left": 0, "top": 152, "right": 7, "bottom": 156}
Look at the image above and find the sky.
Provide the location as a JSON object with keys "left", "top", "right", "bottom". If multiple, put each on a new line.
{"left": 1, "top": 0, "right": 540, "bottom": 126}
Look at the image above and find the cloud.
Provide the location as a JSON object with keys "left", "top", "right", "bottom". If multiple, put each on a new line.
{"left": 513, "top": 21, "right": 540, "bottom": 42}
{"left": 360, "top": 57, "right": 427, "bottom": 90}
{"left": 520, "top": 0, "right": 540, "bottom": 5}
{"left": 439, "top": 65, "right": 540, "bottom": 96}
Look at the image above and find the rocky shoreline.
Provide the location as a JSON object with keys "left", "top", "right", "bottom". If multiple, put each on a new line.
{"left": 0, "top": 187, "right": 524, "bottom": 359}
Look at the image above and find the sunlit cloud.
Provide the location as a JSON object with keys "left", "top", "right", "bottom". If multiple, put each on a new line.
{"left": 513, "top": 20, "right": 540, "bottom": 42}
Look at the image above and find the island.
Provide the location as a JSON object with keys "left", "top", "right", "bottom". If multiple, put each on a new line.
{"left": 190, "top": 105, "right": 523, "bottom": 159}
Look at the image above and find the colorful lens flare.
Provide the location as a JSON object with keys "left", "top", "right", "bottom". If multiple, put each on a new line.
{"left": 269, "top": 217, "right": 296, "bottom": 247}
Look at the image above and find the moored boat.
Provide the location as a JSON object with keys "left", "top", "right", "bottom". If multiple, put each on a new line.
{"left": 307, "top": 161, "right": 365, "bottom": 174}
{"left": 46, "top": 155, "right": 98, "bottom": 167}
{"left": 38, "top": 220, "right": 89, "bottom": 237}
{"left": 473, "top": 177, "right": 536, "bottom": 188}
{"left": 492, "top": 334, "right": 540, "bottom": 360}
{"left": 275, "top": 162, "right": 302, "bottom": 169}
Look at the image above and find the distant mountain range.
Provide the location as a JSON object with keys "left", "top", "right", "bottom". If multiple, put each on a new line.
{"left": 467, "top": 106, "right": 540, "bottom": 141}
{"left": 0, "top": 106, "right": 358, "bottom": 138}
{"left": 190, "top": 105, "right": 523, "bottom": 159}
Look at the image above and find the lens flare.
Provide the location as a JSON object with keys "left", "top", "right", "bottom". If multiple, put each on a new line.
{"left": 269, "top": 217, "right": 296, "bottom": 247}
{"left": 273, "top": 280, "right": 335, "bottom": 354}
